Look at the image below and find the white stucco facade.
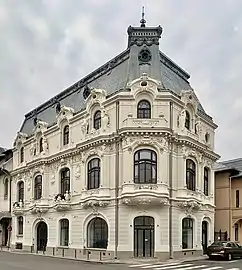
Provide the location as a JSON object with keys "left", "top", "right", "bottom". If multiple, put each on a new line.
{"left": 10, "top": 72, "right": 219, "bottom": 260}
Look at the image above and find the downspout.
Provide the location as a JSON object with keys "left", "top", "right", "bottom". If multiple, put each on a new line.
{"left": 169, "top": 101, "right": 174, "bottom": 259}
{"left": 229, "top": 175, "right": 232, "bottom": 240}
{"left": 114, "top": 101, "right": 120, "bottom": 259}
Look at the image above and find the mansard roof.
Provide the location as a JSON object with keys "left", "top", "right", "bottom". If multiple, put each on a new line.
{"left": 214, "top": 158, "right": 242, "bottom": 177}
{"left": 19, "top": 22, "right": 211, "bottom": 137}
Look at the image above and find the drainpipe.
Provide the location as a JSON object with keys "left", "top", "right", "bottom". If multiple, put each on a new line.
{"left": 229, "top": 175, "right": 232, "bottom": 240}
{"left": 169, "top": 101, "right": 174, "bottom": 259}
{"left": 114, "top": 101, "right": 120, "bottom": 259}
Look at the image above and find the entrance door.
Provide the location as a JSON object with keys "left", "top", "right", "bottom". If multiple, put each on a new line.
{"left": 37, "top": 222, "right": 48, "bottom": 251}
{"left": 202, "top": 221, "right": 208, "bottom": 253}
{"left": 134, "top": 216, "right": 154, "bottom": 257}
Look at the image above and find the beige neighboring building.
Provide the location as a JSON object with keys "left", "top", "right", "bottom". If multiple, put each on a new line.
{"left": 10, "top": 17, "right": 219, "bottom": 260}
{"left": 215, "top": 158, "right": 242, "bottom": 243}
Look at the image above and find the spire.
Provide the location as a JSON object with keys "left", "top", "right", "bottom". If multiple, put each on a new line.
{"left": 140, "top": 6, "right": 146, "bottom": 27}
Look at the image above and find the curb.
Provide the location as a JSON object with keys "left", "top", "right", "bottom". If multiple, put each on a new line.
{"left": 0, "top": 249, "right": 207, "bottom": 265}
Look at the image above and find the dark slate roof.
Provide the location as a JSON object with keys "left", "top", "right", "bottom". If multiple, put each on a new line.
{"left": 214, "top": 158, "right": 242, "bottom": 177}
{"left": 19, "top": 22, "right": 211, "bottom": 137}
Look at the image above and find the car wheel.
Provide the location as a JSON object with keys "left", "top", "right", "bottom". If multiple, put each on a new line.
{"left": 227, "top": 253, "right": 232, "bottom": 261}
{"left": 208, "top": 256, "right": 212, "bottom": 260}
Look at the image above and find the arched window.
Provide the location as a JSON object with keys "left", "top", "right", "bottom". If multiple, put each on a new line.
{"left": 204, "top": 167, "right": 209, "bottom": 196}
{"left": 34, "top": 175, "right": 42, "bottom": 200}
{"left": 137, "top": 100, "right": 151, "bottom": 119}
{"left": 182, "top": 218, "right": 193, "bottom": 249}
{"left": 134, "top": 149, "right": 157, "bottom": 184}
{"left": 18, "top": 216, "right": 23, "bottom": 235}
{"left": 63, "top": 125, "right": 69, "bottom": 146}
{"left": 60, "top": 219, "right": 69, "bottom": 246}
{"left": 4, "top": 178, "right": 8, "bottom": 199}
{"left": 186, "top": 159, "right": 196, "bottom": 191}
{"left": 87, "top": 158, "right": 100, "bottom": 190}
{"left": 18, "top": 181, "right": 24, "bottom": 202}
{"left": 185, "top": 111, "right": 190, "bottom": 130}
{"left": 20, "top": 147, "right": 24, "bottom": 163}
{"left": 39, "top": 138, "right": 43, "bottom": 153}
{"left": 87, "top": 217, "right": 108, "bottom": 249}
{"left": 93, "top": 110, "right": 101, "bottom": 130}
{"left": 60, "top": 168, "right": 70, "bottom": 195}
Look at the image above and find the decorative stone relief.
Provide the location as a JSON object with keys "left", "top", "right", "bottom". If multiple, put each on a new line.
{"left": 180, "top": 89, "right": 198, "bottom": 112}
{"left": 85, "top": 88, "right": 107, "bottom": 113}
{"left": 33, "top": 120, "right": 48, "bottom": 135}
{"left": 30, "top": 141, "right": 37, "bottom": 157}
{"left": 75, "top": 165, "right": 81, "bottom": 180}
{"left": 42, "top": 137, "right": 49, "bottom": 154}
{"left": 82, "top": 200, "right": 110, "bottom": 209}
{"left": 56, "top": 105, "right": 74, "bottom": 127}
{"left": 14, "top": 132, "right": 28, "bottom": 147}
{"left": 176, "top": 200, "right": 201, "bottom": 215}
{"left": 80, "top": 116, "right": 90, "bottom": 135}
{"left": 101, "top": 109, "right": 110, "bottom": 131}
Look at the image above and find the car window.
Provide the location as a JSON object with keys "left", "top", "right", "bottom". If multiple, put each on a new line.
{"left": 211, "top": 242, "right": 227, "bottom": 246}
{"left": 226, "top": 243, "right": 232, "bottom": 247}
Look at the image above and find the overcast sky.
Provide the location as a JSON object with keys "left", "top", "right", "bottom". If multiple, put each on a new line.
{"left": 0, "top": 0, "right": 241, "bottom": 161}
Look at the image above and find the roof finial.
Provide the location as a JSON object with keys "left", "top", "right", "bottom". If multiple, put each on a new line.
{"left": 140, "top": 6, "right": 146, "bottom": 27}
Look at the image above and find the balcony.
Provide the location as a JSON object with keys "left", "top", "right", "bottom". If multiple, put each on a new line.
{"left": 120, "top": 182, "right": 169, "bottom": 206}
{"left": 12, "top": 201, "right": 25, "bottom": 215}
{"left": 80, "top": 188, "right": 111, "bottom": 208}
{"left": 29, "top": 199, "right": 49, "bottom": 214}
{"left": 53, "top": 192, "right": 71, "bottom": 211}
{"left": 122, "top": 117, "right": 169, "bottom": 129}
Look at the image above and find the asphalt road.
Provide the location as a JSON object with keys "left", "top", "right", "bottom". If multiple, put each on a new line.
{"left": 1, "top": 252, "right": 242, "bottom": 270}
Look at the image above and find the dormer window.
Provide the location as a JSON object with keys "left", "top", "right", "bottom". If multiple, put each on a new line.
{"left": 20, "top": 147, "right": 24, "bottom": 163}
{"left": 185, "top": 111, "right": 191, "bottom": 130}
{"left": 137, "top": 100, "right": 151, "bottom": 119}
{"left": 39, "top": 138, "right": 43, "bottom": 153}
{"left": 93, "top": 110, "right": 101, "bottom": 130}
{"left": 63, "top": 125, "right": 69, "bottom": 145}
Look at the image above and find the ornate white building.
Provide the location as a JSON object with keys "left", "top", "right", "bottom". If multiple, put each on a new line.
{"left": 10, "top": 17, "right": 219, "bottom": 260}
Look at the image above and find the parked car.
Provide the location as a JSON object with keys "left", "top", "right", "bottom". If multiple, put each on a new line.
{"left": 206, "top": 241, "right": 242, "bottom": 260}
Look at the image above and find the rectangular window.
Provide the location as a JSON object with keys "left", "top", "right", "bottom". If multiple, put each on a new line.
{"left": 235, "top": 224, "right": 239, "bottom": 241}
{"left": 18, "top": 217, "right": 23, "bottom": 235}
{"left": 236, "top": 190, "right": 240, "bottom": 208}
{"left": 182, "top": 218, "right": 193, "bottom": 249}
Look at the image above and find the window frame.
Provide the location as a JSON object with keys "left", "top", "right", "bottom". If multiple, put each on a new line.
{"left": 18, "top": 216, "right": 23, "bottom": 235}
{"left": 204, "top": 167, "right": 209, "bottom": 196}
{"left": 39, "top": 137, "right": 43, "bottom": 153}
{"left": 60, "top": 219, "right": 69, "bottom": 247}
{"left": 182, "top": 218, "right": 193, "bottom": 249}
{"left": 34, "top": 175, "right": 42, "bottom": 200}
{"left": 18, "top": 181, "right": 24, "bottom": 202}
{"left": 236, "top": 190, "right": 240, "bottom": 208}
{"left": 87, "top": 158, "right": 100, "bottom": 190}
{"left": 186, "top": 159, "right": 196, "bottom": 191}
{"left": 87, "top": 217, "right": 108, "bottom": 249}
{"left": 60, "top": 168, "right": 70, "bottom": 195}
{"left": 63, "top": 125, "right": 69, "bottom": 146}
{"left": 93, "top": 110, "right": 101, "bottom": 130}
{"left": 134, "top": 149, "right": 157, "bottom": 184}
{"left": 20, "top": 147, "right": 24, "bottom": 163}
{"left": 185, "top": 111, "right": 191, "bottom": 130}
{"left": 137, "top": 100, "right": 151, "bottom": 119}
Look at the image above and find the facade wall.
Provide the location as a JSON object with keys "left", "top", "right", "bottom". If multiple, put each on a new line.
{"left": 10, "top": 75, "right": 218, "bottom": 259}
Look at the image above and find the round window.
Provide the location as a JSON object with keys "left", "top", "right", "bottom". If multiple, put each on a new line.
{"left": 138, "top": 49, "right": 152, "bottom": 63}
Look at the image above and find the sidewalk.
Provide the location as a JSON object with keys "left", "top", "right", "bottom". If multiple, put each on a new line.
{"left": 0, "top": 247, "right": 207, "bottom": 265}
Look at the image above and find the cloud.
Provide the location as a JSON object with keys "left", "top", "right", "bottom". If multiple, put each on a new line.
{"left": 0, "top": 0, "right": 241, "bottom": 160}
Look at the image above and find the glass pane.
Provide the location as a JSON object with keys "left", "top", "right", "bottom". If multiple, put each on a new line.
{"left": 140, "top": 150, "right": 151, "bottom": 160}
